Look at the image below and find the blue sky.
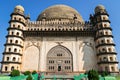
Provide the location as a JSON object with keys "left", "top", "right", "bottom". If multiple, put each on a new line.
{"left": 0, "top": 0, "right": 120, "bottom": 68}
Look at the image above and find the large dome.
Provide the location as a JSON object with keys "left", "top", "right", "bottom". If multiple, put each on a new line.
{"left": 37, "top": 5, "right": 84, "bottom": 22}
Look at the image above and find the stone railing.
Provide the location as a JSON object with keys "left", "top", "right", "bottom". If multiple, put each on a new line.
{"left": 25, "top": 21, "right": 94, "bottom": 31}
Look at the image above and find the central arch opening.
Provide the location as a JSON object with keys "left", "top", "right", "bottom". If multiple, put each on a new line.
{"left": 47, "top": 45, "right": 73, "bottom": 73}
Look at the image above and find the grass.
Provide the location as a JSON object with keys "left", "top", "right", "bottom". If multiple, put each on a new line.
{"left": 116, "top": 75, "right": 120, "bottom": 80}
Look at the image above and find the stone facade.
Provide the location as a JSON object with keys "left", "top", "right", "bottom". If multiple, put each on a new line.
{"left": 1, "top": 4, "right": 119, "bottom": 75}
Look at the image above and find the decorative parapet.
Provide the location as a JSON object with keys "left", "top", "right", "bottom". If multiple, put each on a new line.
{"left": 24, "top": 20, "right": 94, "bottom": 31}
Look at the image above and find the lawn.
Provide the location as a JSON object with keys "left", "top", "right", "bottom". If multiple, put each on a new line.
{"left": 116, "top": 75, "right": 120, "bottom": 80}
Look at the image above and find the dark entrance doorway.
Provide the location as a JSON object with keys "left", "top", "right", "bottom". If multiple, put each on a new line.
{"left": 58, "top": 64, "right": 61, "bottom": 71}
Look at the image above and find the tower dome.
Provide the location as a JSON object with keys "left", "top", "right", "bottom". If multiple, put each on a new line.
{"left": 14, "top": 5, "right": 24, "bottom": 14}
{"left": 37, "top": 5, "right": 84, "bottom": 22}
{"left": 95, "top": 5, "right": 106, "bottom": 13}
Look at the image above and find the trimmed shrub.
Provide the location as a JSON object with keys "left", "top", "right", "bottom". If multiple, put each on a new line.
{"left": 88, "top": 69, "right": 99, "bottom": 80}
{"left": 32, "top": 71, "right": 37, "bottom": 74}
{"left": 101, "top": 71, "right": 109, "bottom": 77}
{"left": 26, "top": 74, "right": 33, "bottom": 80}
{"left": 23, "top": 71, "right": 31, "bottom": 75}
{"left": 10, "top": 69, "right": 20, "bottom": 77}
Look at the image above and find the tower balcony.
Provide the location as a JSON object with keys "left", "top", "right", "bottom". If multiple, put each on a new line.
{"left": 4, "top": 43, "right": 23, "bottom": 48}
{"left": 97, "top": 52, "right": 117, "bottom": 56}
{"left": 95, "top": 35, "right": 113, "bottom": 40}
{"left": 9, "top": 19, "right": 26, "bottom": 26}
{"left": 96, "top": 43, "right": 115, "bottom": 48}
{"left": 6, "top": 35, "right": 24, "bottom": 40}
{"left": 3, "top": 52, "right": 22, "bottom": 56}
{"left": 98, "top": 61, "right": 118, "bottom": 64}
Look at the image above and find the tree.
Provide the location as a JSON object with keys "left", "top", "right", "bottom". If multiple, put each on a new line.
{"left": 101, "top": 71, "right": 109, "bottom": 77}
{"left": 10, "top": 69, "right": 20, "bottom": 77}
{"left": 32, "top": 70, "right": 37, "bottom": 74}
{"left": 23, "top": 71, "right": 31, "bottom": 75}
{"left": 26, "top": 74, "right": 33, "bottom": 80}
{"left": 88, "top": 69, "right": 99, "bottom": 80}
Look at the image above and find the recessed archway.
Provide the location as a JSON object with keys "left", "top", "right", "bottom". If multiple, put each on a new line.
{"left": 47, "top": 45, "right": 73, "bottom": 73}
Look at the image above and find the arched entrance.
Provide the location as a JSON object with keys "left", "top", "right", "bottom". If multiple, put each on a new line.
{"left": 47, "top": 45, "right": 73, "bottom": 73}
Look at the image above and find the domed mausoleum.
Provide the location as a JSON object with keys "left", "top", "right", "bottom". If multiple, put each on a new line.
{"left": 1, "top": 4, "right": 119, "bottom": 78}
{"left": 37, "top": 5, "right": 84, "bottom": 22}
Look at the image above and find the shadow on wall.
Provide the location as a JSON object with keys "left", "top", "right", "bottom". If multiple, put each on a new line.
{"left": 82, "top": 42, "right": 97, "bottom": 71}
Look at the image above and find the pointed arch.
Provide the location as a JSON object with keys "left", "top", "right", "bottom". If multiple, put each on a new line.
{"left": 47, "top": 45, "right": 73, "bottom": 72}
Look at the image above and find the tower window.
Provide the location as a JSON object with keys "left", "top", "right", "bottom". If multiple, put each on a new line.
{"left": 111, "top": 67, "right": 115, "bottom": 71}
{"left": 102, "top": 48, "right": 106, "bottom": 52}
{"left": 108, "top": 48, "right": 112, "bottom": 52}
{"left": 6, "top": 57, "right": 9, "bottom": 61}
{"left": 19, "top": 18, "right": 21, "bottom": 21}
{"left": 107, "top": 39, "right": 110, "bottom": 43}
{"left": 99, "top": 32, "right": 103, "bottom": 35}
{"left": 15, "top": 40, "right": 18, "bottom": 44}
{"left": 5, "top": 66, "right": 8, "bottom": 71}
{"left": 14, "top": 17, "right": 16, "bottom": 20}
{"left": 13, "top": 57, "right": 16, "bottom": 61}
{"left": 13, "top": 24, "right": 15, "bottom": 27}
{"left": 16, "top": 32, "right": 19, "bottom": 36}
{"left": 10, "top": 40, "right": 12, "bottom": 43}
{"left": 105, "top": 31, "right": 108, "bottom": 35}
{"left": 18, "top": 25, "right": 20, "bottom": 28}
{"left": 11, "top": 66, "right": 14, "bottom": 71}
{"left": 103, "top": 17, "right": 106, "bottom": 20}
{"left": 14, "top": 48, "right": 17, "bottom": 52}
{"left": 103, "top": 57, "right": 108, "bottom": 61}
{"left": 101, "top": 40, "right": 104, "bottom": 44}
{"left": 8, "top": 48, "right": 11, "bottom": 52}
{"left": 110, "top": 57, "right": 113, "bottom": 61}
{"left": 11, "top": 32, "right": 14, "bottom": 35}
{"left": 104, "top": 24, "right": 107, "bottom": 27}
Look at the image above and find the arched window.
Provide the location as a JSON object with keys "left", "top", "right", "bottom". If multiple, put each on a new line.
{"left": 6, "top": 57, "right": 9, "bottom": 61}
{"left": 11, "top": 66, "right": 14, "bottom": 71}
{"left": 102, "top": 48, "right": 106, "bottom": 52}
{"left": 105, "top": 31, "right": 108, "bottom": 35}
{"left": 108, "top": 48, "right": 112, "bottom": 52}
{"left": 13, "top": 24, "right": 15, "bottom": 27}
{"left": 16, "top": 32, "right": 19, "bottom": 36}
{"left": 101, "top": 40, "right": 104, "bottom": 44}
{"left": 103, "top": 17, "right": 106, "bottom": 20}
{"left": 18, "top": 25, "right": 20, "bottom": 29}
{"left": 15, "top": 40, "right": 18, "bottom": 44}
{"left": 19, "top": 18, "right": 21, "bottom": 21}
{"left": 14, "top": 17, "right": 16, "bottom": 20}
{"left": 104, "top": 24, "right": 107, "bottom": 27}
{"left": 5, "top": 66, "right": 8, "bottom": 71}
{"left": 10, "top": 40, "right": 12, "bottom": 43}
{"left": 111, "top": 67, "right": 115, "bottom": 71}
{"left": 107, "top": 39, "right": 110, "bottom": 43}
{"left": 103, "top": 57, "right": 108, "bottom": 61}
{"left": 11, "top": 32, "right": 14, "bottom": 35}
{"left": 14, "top": 48, "right": 17, "bottom": 52}
{"left": 99, "top": 32, "right": 103, "bottom": 36}
{"left": 110, "top": 57, "right": 113, "bottom": 61}
{"left": 8, "top": 48, "right": 11, "bottom": 52}
{"left": 13, "top": 57, "right": 16, "bottom": 61}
